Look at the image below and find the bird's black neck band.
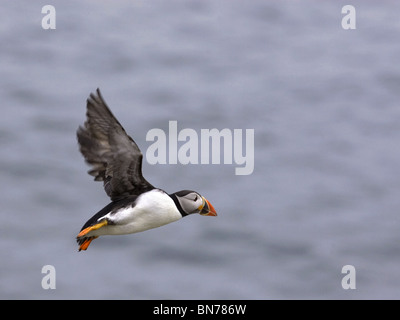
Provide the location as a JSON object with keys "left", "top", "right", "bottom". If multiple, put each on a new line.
{"left": 170, "top": 194, "right": 188, "bottom": 217}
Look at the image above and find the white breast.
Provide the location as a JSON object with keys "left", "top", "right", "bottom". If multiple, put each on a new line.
{"left": 93, "top": 189, "right": 182, "bottom": 236}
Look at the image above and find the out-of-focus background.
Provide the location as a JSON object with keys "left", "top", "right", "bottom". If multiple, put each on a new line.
{"left": 1, "top": 0, "right": 400, "bottom": 299}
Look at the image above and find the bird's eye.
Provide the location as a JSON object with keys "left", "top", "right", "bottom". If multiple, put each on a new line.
{"left": 194, "top": 195, "right": 198, "bottom": 202}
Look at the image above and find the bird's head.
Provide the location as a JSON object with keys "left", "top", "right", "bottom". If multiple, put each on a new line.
{"left": 171, "top": 190, "right": 217, "bottom": 217}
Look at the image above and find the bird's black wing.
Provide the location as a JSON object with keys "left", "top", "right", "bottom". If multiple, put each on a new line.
{"left": 77, "top": 88, "right": 154, "bottom": 201}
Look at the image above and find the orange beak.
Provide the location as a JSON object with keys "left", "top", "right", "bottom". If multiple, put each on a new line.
{"left": 199, "top": 197, "right": 217, "bottom": 216}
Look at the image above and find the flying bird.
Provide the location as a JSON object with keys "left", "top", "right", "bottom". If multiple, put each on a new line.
{"left": 76, "top": 89, "right": 217, "bottom": 251}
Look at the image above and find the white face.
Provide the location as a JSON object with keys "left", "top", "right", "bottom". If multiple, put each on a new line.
{"left": 177, "top": 191, "right": 204, "bottom": 214}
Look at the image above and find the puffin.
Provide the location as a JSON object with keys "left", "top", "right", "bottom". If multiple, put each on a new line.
{"left": 76, "top": 89, "right": 217, "bottom": 251}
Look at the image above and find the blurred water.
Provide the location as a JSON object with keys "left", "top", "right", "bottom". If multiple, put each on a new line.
{"left": 1, "top": 0, "right": 400, "bottom": 299}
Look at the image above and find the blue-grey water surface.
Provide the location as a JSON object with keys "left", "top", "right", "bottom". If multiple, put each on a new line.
{"left": 1, "top": 0, "right": 400, "bottom": 299}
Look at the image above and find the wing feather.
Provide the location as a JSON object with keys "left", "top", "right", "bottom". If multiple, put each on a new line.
{"left": 77, "top": 88, "right": 154, "bottom": 200}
